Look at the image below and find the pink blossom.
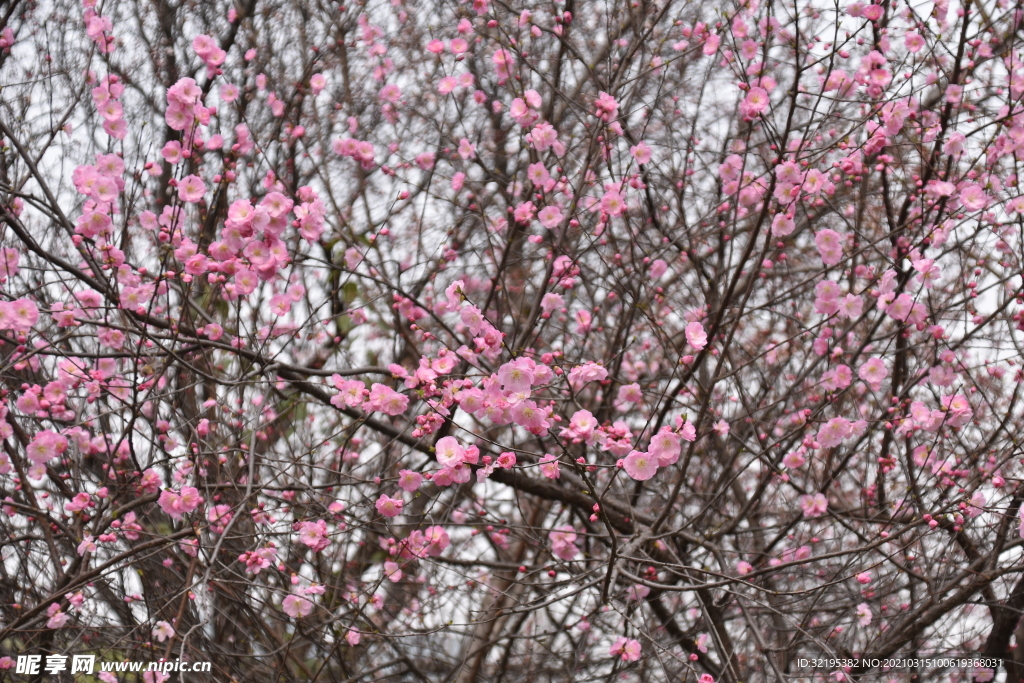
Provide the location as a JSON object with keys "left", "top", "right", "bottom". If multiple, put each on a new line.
{"left": 375, "top": 494, "right": 404, "bottom": 517}
{"left": 152, "top": 621, "right": 175, "bottom": 642}
{"left": 539, "top": 453, "right": 561, "bottom": 479}
{"left": 435, "top": 436, "right": 465, "bottom": 467}
{"left": 282, "top": 595, "right": 312, "bottom": 618}
{"left": 498, "top": 358, "right": 535, "bottom": 393}
{"left": 296, "top": 519, "right": 330, "bottom": 551}
{"left": 817, "top": 417, "right": 851, "bottom": 448}
{"left": 814, "top": 229, "right": 844, "bottom": 266}
{"left": 740, "top": 87, "right": 769, "bottom": 117}
{"left": 858, "top": 358, "right": 888, "bottom": 391}
{"left": 538, "top": 205, "right": 563, "bottom": 228}
{"left": 623, "top": 450, "right": 658, "bottom": 480}
{"left": 384, "top": 561, "right": 402, "bottom": 582}
{"left": 800, "top": 493, "right": 829, "bottom": 519}
{"left": 627, "top": 583, "right": 650, "bottom": 601}
{"left": 600, "top": 190, "right": 625, "bottom": 216}
{"left": 26, "top": 430, "right": 68, "bottom": 464}
{"left": 46, "top": 606, "right": 71, "bottom": 629}
{"left": 363, "top": 383, "right": 409, "bottom": 416}
{"left": 549, "top": 525, "right": 579, "bottom": 561}
{"left": 782, "top": 451, "right": 806, "bottom": 468}
{"left": 594, "top": 91, "right": 619, "bottom": 122}
{"left": 177, "top": 175, "right": 206, "bottom": 203}
{"left": 649, "top": 428, "right": 681, "bottom": 466}
{"left": 630, "top": 141, "right": 652, "bottom": 164}
{"left": 609, "top": 637, "right": 642, "bottom": 662}
{"left": 771, "top": 214, "right": 795, "bottom": 236}
{"left": 703, "top": 33, "right": 721, "bottom": 55}
{"left": 397, "top": 470, "right": 422, "bottom": 492}
{"left": 207, "top": 505, "right": 233, "bottom": 534}
{"left": 415, "top": 152, "right": 435, "bottom": 170}
{"left": 491, "top": 49, "right": 515, "bottom": 78}
{"left": 567, "top": 362, "right": 608, "bottom": 389}
{"left": 685, "top": 321, "right": 708, "bottom": 350}
{"left": 958, "top": 184, "right": 989, "bottom": 211}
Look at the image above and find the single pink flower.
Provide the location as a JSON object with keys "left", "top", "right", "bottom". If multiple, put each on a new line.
{"left": 609, "top": 636, "right": 641, "bottom": 662}
{"left": 685, "top": 321, "right": 708, "bottom": 350}
{"left": 282, "top": 595, "right": 312, "bottom": 618}
{"left": 177, "top": 175, "right": 206, "bottom": 203}
{"left": 397, "top": 470, "right": 423, "bottom": 492}
{"left": 623, "top": 450, "right": 658, "bottom": 481}
{"left": 375, "top": 494, "right": 404, "bottom": 517}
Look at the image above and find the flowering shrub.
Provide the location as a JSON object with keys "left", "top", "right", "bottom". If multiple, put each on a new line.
{"left": 1, "top": 0, "right": 1023, "bottom": 681}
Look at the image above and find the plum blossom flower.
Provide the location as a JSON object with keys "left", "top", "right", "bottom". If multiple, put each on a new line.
{"left": 649, "top": 259, "right": 668, "bottom": 279}
{"left": 567, "top": 362, "right": 608, "bottom": 389}
{"left": 239, "top": 545, "right": 278, "bottom": 574}
{"left": 817, "top": 417, "right": 851, "bottom": 448}
{"left": 941, "top": 394, "right": 973, "bottom": 427}
{"left": 685, "top": 321, "right": 708, "bottom": 350}
{"left": 594, "top": 91, "right": 619, "bottom": 122}
{"left": 858, "top": 358, "right": 888, "bottom": 391}
{"left": 630, "top": 141, "right": 652, "bottom": 164}
{"left": 539, "top": 453, "right": 561, "bottom": 479}
{"left": 435, "top": 436, "right": 465, "bottom": 467}
{"left": 703, "top": 33, "right": 720, "bottom": 55}
{"left": 771, "top": 213, "right": 795, "bottom": 236}
{"left": 623, "top": 450, "right": 658, "bottom": 480}
{"left": 782, "top": 451, "right": 806, "bottom": 468}
{"left": 363, "top": 383, "right": 409, "bottom": 416}
{"left": 177, "top": 175, "right": 206, "bottom": 203}
{"left": 46, "top": 604, "right": 70, "bottom": 629}
{"left": 491, "top": 49, "right": 514, "bottom": 78}
{"left": 647, "top": 430, "right": 679, "bottom": 466}
{"left": 397, "top": 470, "right": 422, "bottom": 492}
{"left": 282, "top": 595, "right": 312, "bottom": 618}
{"left": 740, "top": 87, "right": 769, "bottom": 117}
{"left": 958, "top": 184, "right": 989, "bottom": 211}
{"left": 609, "top": 637, "right": 642, "bottom": 662}
{"left": 384, "top": 561, "right": 402, "bottom": 582}
{"left": 800, "top": 493, "right": 829, "bottom": 518}
{"left": 538, "top": 205, "right": 563, "bottom": 228}
{"left": 153, "top": 621, "right": 175, "bottom": 642}
{"left": 814, "top": 229, "right": 844, "bottom": 266}
{"left": 856, "top": 602, "right": 872, "bottom": 626}
{"left": 375, "top": 494, "right": 404, "bottom": 517}
{"left": 296, "top": 519, "right": 330, "bottom": 552}
{"left": 549, "top": 525, "right": 579, "bottom": 560}
{"left": 158, "top": 487, "right": 203, "bottom": 520}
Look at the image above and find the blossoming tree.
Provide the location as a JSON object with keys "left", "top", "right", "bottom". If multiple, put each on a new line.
{"left": 1, "top": 0, "right": 1024, "bottom": 680}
